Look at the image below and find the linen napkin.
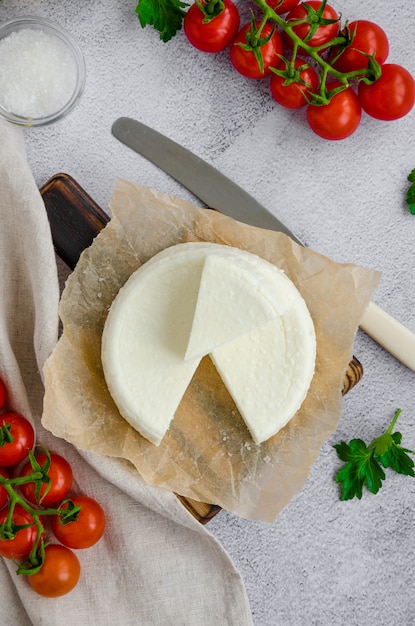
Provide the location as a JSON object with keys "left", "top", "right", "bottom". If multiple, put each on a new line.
{"left": 0, "top": 120, "right": 252, "bottom": 626}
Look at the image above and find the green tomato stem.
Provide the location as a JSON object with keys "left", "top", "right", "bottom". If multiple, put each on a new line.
{"left": 198, "top": 0, "right": 224, "bottom": 20}
{"left": 287, "top": 40, "right": 299, "bottom": 76}
{"left": 0, "top": 471, "right": 43, "bottom": 487}
{"left": 257, "top": 9, "right": 269, "bottom": 39}
{"left": 0, "top": 423, "right": 14, "bottom": 446}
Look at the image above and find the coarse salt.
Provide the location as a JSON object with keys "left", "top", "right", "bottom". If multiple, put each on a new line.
{"left": 0, "top": 28, "right": 77, "bottom": 118}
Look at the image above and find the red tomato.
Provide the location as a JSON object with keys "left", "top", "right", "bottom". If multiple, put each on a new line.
{"left": 270, "top": 58, "right": 319, "bottom": 108}
{"left": 230, "top": 22, "right": 283, "bottom": 79}
{"left": 358, "top": 63, "right": 415, "bottom": 121}
{"left": 331, "top": 20, "right": 389, "bottom": 73}
{"left": 307, "top": 85, "right": 361, "bottom": 140}
{"left": 0, "top": 413, "right": 35, "bottom": 467}
{"left": 0, "top": 467, "right": 9, "bottom": 510}
{"left": 0, "top": 378, "right": 6, "bottom": 410}
{"left": 265, "top": 0, "right": 300, "bottom": 14}
{"left": 20, "top": 452, "right": 73, "bottom": 506}
{"left": 184, "top": 0, "right": 240, "bottom": 53}
{"left": 51, "top": 495, "right": 106, "bottom": 549}
{"left": 0, "top": 504, "right": 38, "bottom": 560}
{"left": 28, "top": 544, "right": 80, "bottom": 597}
{"left": 285, "top": 1, "right": 339, "bottom": 49}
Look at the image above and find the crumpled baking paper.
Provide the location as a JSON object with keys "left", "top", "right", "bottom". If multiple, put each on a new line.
{"left": 42, "top": 179, "right": 380, "bottom": 521}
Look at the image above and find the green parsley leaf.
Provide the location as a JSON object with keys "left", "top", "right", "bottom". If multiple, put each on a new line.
{"left": 406, "top": 169, "right": 415, "bottom": 215}
{"left": 378, "top": 431, "right": 415, "bottom": 476}
{"left": 333, "top": 409, "right": 415, "bottom": 500}
{"left": 334, "top": 460, "right": 365, "bottom": 500}
{"left": 371, "top": 431, "right": 394, "bottom": 456}
{"left": 406, "top": 185, "right": 415, "bottom": 204}
{"left": 333, "top": 438, "right": 385, "bottom": 500}
{"left": 135, "top": 0, "right": 188, "bottom": 43}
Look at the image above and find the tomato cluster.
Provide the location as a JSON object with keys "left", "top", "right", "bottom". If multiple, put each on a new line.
{"left": 0, "top": 377, "right": 106, "bottom": 598}
{"left": 183, "top": 0, "right": 415, "bottom": 140}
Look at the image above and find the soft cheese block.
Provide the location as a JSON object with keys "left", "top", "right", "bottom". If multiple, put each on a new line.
{"left": 102, "top": 242, "right": 316, "bottom": 447}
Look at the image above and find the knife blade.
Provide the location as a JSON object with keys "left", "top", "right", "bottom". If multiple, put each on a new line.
{"left": 112, "top": 117, "right": 300, "bottom": 241}
{"left": 112, "top": 116, "right": 415, "bottom": 372}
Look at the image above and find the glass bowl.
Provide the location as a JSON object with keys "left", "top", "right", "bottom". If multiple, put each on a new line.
{"left": 0, "top": 16, "right": 86, "bottom": 126}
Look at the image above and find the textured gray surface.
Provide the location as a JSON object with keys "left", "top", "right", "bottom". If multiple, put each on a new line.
{"left": 2, "top": 0, "right": 415, "bottom": 623}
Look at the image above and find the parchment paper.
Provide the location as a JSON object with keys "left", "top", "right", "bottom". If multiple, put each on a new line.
{"left": 42, "top": 179, "right": 380, "bottom": 521}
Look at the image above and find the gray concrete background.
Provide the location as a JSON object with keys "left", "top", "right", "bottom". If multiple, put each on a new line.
{"left": 2, "top": 0, "right": 414, "bottom": 623}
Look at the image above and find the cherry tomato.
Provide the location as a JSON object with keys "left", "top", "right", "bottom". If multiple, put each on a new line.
{"left": 20, "top": 452, "right": 73, "bottom": 506}
{"left": 184, "top": 0, "right": 240, "bottom": 53}
{"left": 285, "top": 1, "right": 339, "bottom": 50}
{"left": 51, "top": 495, "right": 106, "bottom": 549}
{"left": 0, "top": 378, "right": 6, "bottom": 410}
{"left": 0, "top": 467, "right": 9, "bottom": 510}
{"left": 307, "top": 85, "right": 361, "bottom": 140}
{"left": 331, "top": 20, "right": 389, "bottom": 73}
{"left": 230, "top": 22, "right": 283, "bottom": 79}
{"left": 358, "top": 63, "right": 415, "bottom": 121}
{"left": 0, "top": 413, "right": 35, "bottom": 467}
{"left": 265, "top": 0, "right": 300, "bottom": 14}
{"left": 28, "top": 544, "right": 80, "bottom": 597}
{"left": 270, "top": 58, "right": 319, "bottom": 108}
{"left": 0, "top": 504, "right": 38, "bottom": 560}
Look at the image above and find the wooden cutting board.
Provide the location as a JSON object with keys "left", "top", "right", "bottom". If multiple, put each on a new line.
{"left": 40, "top": 172, "right": 363, "bottom": 524}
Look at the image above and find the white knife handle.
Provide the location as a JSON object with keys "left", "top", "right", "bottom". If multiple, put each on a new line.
{"left": 359, "top": 301, "right": 415, "bottom": 371}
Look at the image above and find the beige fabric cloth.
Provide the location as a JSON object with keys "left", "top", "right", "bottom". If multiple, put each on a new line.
{"left": 0, "top": 120, "right": 252, "bottom": 625}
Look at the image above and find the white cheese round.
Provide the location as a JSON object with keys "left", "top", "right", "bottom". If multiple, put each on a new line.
{"left": 101, "top": 242, "right": 316, "bottom": 446}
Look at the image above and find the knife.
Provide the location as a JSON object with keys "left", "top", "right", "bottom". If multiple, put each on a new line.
{"left": 112, "top": 116, "right": 415, "bottom": 372}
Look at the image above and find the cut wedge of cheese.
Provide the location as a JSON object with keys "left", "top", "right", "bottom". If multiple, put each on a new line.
{"left": 185, "top": 251, "right": 288, "bottom": 361}
{"left": 102, "top": 242, "right": 316, "bottom": 446}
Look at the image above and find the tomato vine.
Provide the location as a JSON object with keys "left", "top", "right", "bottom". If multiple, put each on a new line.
{"left": 136, "top": 0, "right": 415, "bottom": 139}
{"left": 255, "top": 0, "right": 381, "bottom": 103}
{"left": 0, "top": 379, "right": 105, "bottom": 597}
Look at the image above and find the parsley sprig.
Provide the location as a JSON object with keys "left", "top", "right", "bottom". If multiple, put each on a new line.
{"left": 135, "top": 0, "right": 188, "bottom": 42}
{"left": 333, "top": 409, "right": 415, "bottom": 500}
{"left": 405, "top": 169, "right": 415, "bottom": 215}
